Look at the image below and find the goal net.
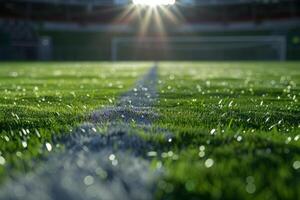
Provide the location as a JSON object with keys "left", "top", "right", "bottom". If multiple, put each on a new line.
{"left": 111, "top": 36, "right": 286, "bottom": 61}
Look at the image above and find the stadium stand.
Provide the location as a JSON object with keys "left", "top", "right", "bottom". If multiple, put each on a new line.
{"left": 0, "top": 0, "right": 299, "bottom": 60}
{"left": 0, "top": 19, "right": 38, "bottom": 60}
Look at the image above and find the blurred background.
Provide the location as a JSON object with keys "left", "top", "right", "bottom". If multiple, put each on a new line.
{"left": 0, "top": 0, "right": 299, "bottom": 61}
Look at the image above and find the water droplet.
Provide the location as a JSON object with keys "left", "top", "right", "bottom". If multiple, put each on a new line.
{"left": 199, "top": 151, "right": 205, "bottom": 158}
{"left": 0, "top": 156, "right": 6, "bottom": 165}
{"left": 168, "top": 151, "right": 174, "bottom": 157}
{"left": 205, "top": 158, "right": 214, "bottom": 168}
{"left": 95, "top": 167, "right": 107, "bottom": 179}
{"left": 147, "top": 151, "right": 157, "bottom": 157}
{"left": 22, "top": 141, "right": 27, "bottom": 148}
{"left": 293, "top": 161, "right": 300, "bottom": 170}
{"left": 112, "top": 159, "right": 118, "bottom": 166}
{"left": 109, "top": 154, "right": 115, "bottom": 161}
{"left": 285, "top": 137, "right": 292, "bottom": 144}
{"left": 35, "top": 129, "right": 41, "bottom": 138}
{"left": 246, "top": 176, "right": 255, "bottom": 183}
{"left": 83, "top": 175, "right": 94, "bottom": 186}
{"left": 4, "top": 136, "right": 9, "bottom": 142}
{"left": 199, "top": 145, "right": 205, "bottom": 151}
{"left": 210, "top": 129, "right": 216, "bottom": 135}
{"left": 45, "top": 142, "right": 52, "bottom": 152}
{"left": 16, "top": 151, "right": 22, "bottom": 157}
{"left": 237, "top": 136, "right": 243, "bottom": 142}
{"left": 246, "top": 183, "right": 256, "bottom": 194}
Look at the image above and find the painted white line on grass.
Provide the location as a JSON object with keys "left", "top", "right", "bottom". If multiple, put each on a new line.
{"left": 0, "top": 66, "right": 163, "bottom": 200}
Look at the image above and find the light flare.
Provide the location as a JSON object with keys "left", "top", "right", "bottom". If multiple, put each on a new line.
{"left": 132, "top": 0, "right": 176, "bottom": 6}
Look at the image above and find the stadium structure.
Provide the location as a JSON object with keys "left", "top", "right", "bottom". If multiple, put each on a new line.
{"left": 0, "top": 1, "right": 300, "bottom": 200}
{"left": 0, "top": 0, "right": 299, "bottom": 61}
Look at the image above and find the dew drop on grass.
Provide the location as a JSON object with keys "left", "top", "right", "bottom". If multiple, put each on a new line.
{"left": 22, "top": 141, "right": 27, "bottom": 148}
{"left": 0, "top": 156, "right": 5, "bottom": 165}
{"left": 95, "top": 167, "right": 107, "bottom": 179}
{"left": 168, "top": 151, "right": 174, "bottom": 157}
{"left": 109, "top": 154, "right": 115, "bottom": 161}
{"left": 4, "top": 136, "right": 9, "bottom": 142}
{"left": 246, "top": 183, "right": 256, "bottom": 194}
{"left": 293, "top": 161, "right": 300, "bottom": 170}
{"left": 45, "top": 142, "right": 52, "bottom": 152}
{"left": 246, "top": 176, "right": 255, "bottom": 183}
{"left": 16, "top": 151, "right": 22, "bottom": 157}
{"left": 199, "top": 145, "right": 205, "bottom": 151}
{"left": 147, "top": 151, "right": 157, "bottom": 157}
{"left": 161, "top": 152, "right": 168, "bottom": 158}
{"left": 83, "top": 175, "right": 94, "bottom": 186}
{"left": 205, "top": 158, "right": 214, "bottom": 168}
{"left": 210, "top": 129, "right": 216, "bottom": 135}
{"left": 218, "top": 99, "right": 223, "bottom": 105}
{"left": 21, "top": 129, "right": 27, "bottom": 136}
{"left": 285, "top": 137, "right": 292, "bottom": 144}
{"left": 199, "top": 151, "right": 205, "bottom": 158}
{"left": 35, "top": 129, "right": 41, "bottom": 138}
{"left": 112, "top": 159, "right": 118, "bottom": 166}
{"left": 265, "top": 117, "right": 270, "bottom": 123}
{"left": 237, "top": 136, "right": 243, "bottom": 142}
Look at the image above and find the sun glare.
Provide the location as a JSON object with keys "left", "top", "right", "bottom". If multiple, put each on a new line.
{"left": 132, "top": 0, "right": 176, "bottom": 6}
{"left": 115, "top": 0, "right": 184, "bottom": 42}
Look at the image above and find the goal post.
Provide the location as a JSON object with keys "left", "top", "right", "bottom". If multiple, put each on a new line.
{"left": 111, "top": 36, "right": 287, "bottom": 61}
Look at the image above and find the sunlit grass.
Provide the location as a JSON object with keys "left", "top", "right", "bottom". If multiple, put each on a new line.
{"left": 0, "top": 62, "right": 149, "bottom": 182}
{"left": 152, "top": 62, "right": 300, "bottom": 200}
{"left": 0, "top": 61, "right": 299, "bottom": 200}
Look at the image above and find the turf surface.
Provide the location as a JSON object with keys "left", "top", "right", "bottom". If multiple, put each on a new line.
{"left": 154, "top": 62, "right": 300, "bottom": 200}
{"left": 0, "top": 62, "right": 149, "bottom": 181}
{"left": 0, "top": 62, "right": 299, "bottom": 200}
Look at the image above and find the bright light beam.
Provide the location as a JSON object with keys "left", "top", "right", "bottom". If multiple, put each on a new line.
{"left": 132, "top": 0, "right": 176, "bottom": 6}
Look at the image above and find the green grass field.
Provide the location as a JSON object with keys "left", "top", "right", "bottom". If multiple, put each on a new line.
{"left": 0, "top": 62, "right": 149, "bottom": 180}
{"left": 0, "top": 62, "right": 299, "bottom": 199}
{"left": 154, "top": 62, "right": 300, "bottom": 199}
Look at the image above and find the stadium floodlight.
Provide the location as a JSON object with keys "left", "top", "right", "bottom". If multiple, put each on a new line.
{"left": 132, "top": 0, "right": 176, "bottom": 6}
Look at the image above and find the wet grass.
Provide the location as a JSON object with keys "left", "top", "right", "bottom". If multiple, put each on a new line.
{"left": 153, "top": 62, "right": 300, "bottom": 200}
{"left": 0, "top": 61, "right": 299, "bottom": 200}
{"left": 0, "top": 62, "right": 149, "bottom": 182}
